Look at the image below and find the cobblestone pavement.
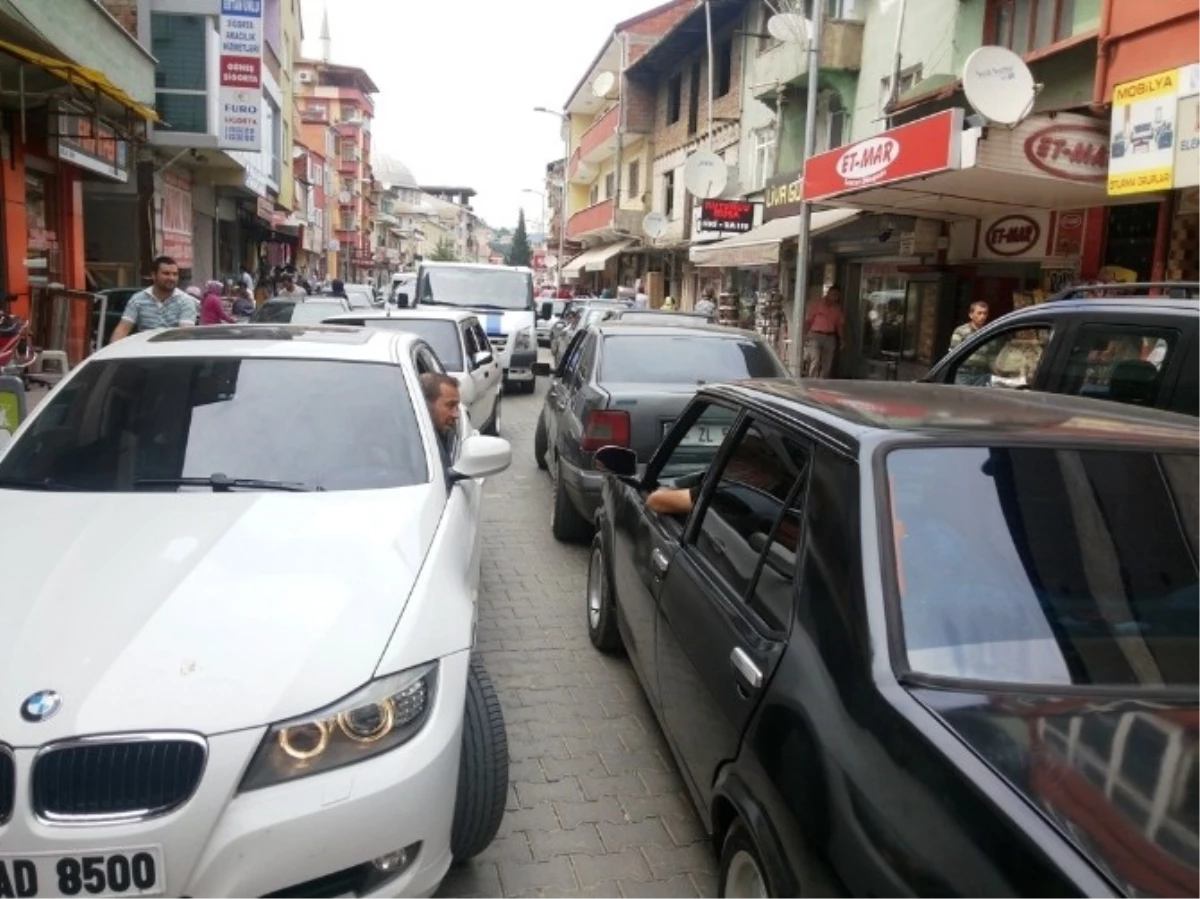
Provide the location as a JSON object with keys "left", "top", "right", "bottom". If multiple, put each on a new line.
{"left": 438, "top": 374, "right": 718, "bottom": 898}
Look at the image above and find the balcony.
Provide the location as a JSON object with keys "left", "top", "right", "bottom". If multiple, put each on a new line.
{"left": 338, "top": 157, "right": 359, "bottom": 174}
{"left": 752, "top": 19, "right": 865, "bottom": 103}
{"left": 569, "top": 104, "right": 619, "bottom": 183}
{"left": 567, "top": 199, "right": 613, "bottom": 240}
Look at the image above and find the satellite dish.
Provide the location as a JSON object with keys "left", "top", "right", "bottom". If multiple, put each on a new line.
{"left": 683, "top": 150, "right": 729, "bottom": 200}
{"left": 592, "top": 71, "right": 617, "bottom": 100}
{"left": 962, "top": 45, "right": 1037, "bottom": 126}
{"left": 643, "top": 212, "right": 669, "bottom": 240}
{"left": 766, "top": 13, "right": 810, "bottom": 45}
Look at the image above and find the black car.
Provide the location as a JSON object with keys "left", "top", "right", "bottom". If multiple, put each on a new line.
{"left": 536, "top": 322, "right": 787, "bottom": 543}
{"left": 250, "top": 296, "right": 351, "bottom": 324}
{"left": 925, "top": 283, "right": 1199, "bottom": 416}
{"left": 587, "top": 379, "right": 1198, "bottom": 897}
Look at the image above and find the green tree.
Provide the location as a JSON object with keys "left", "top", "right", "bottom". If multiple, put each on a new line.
{"left": 431, "top": 237, "right": 458, "bottom": 262}
{"left": 506, "top": 209, "right": 532, "bottom": 267}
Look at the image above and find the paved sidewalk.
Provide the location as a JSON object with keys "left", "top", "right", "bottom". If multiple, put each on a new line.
{"left": 438, "top": 379, "right": 717, "bottom": 898}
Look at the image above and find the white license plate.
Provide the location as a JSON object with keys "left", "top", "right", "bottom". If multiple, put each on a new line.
{"left": 0, "top": 847, "right": 164, "bottom": 898}
{"left": 669, "top": 423, "right": 729, "bottom": 447}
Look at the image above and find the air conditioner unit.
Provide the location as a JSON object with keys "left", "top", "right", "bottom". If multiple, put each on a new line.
{"left": 297, "top": 70, "right": 314, "bottom": 84}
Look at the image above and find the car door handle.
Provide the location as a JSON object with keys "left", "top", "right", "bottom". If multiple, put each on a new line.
{"left": 650, "top": 548, "right": 669, "bottom": 575}
{"left": 730, "top": 647, "right": 763, "bottom": 691}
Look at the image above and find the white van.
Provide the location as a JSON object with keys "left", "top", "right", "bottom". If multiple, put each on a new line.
{"left": 390, "top": 272, "right": 417, "bottom": 306}
{"left": 415, "top": 262, "right": 538, "bottom": 393}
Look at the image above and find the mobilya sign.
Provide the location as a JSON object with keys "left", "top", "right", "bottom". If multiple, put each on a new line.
{"left": 219, "top": 0, "right": 263, "bottom": 152}
{"left": 804, "top": 110, "right": 963, "bottom": 202}
{"left": 699, "top": 199, "right": 756, "bottom": 234}
{"left": 763, "top": 170, "right": 802, "bottom": 222}
{"left": 1107, "top": 64, "right": 1198, "bottom": 196}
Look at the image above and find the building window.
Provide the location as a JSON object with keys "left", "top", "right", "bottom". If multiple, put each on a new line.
{"left": 267, "top": 95, "right": 282, "bottom": 186}
{"left": 628, "top": 160, "right": 641, "bottom": 199}
{"left": 663, "top": 169, "right": 676, "bottom": 219}
{"left": 667, "top": 73, "right": 683, "bottom": 125}
{"left": 151, "top": 14, "right": 208, "bottom": 133}
{"left": 589, "top": 183, "right": 600, "bottom": 206}
{"left": 716, "top": 39, "right": 733, "bottom": 97}
{"left": 604, "top": 172, "right": 615, "bottom": 200}
{"left": 752, "top": 127, "right": 776, "bottom": 190}
{"left": 817, "top": 91, "right": 848, "bottom": 153}
{"left": 687, "top": 61, "right": 701, "bottom": 136}
{"left": 879, "top": 64, "right": 922, "bottom": 116}
{"left": 989, "top": 0, "right": 1075, "bottom": 55}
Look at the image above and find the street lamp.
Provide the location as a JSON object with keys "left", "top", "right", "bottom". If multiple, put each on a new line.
{"left": 534, "top": 106, "right": 569, "bottom": 289}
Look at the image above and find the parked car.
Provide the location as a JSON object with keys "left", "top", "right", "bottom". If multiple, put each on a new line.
{"left": 549, "top": 301, "right": 626, "bottom": 366}
{"left": 604, "top": 309, "right": 715, "bottom": 325}
{"left": 0, "top": 324, "right": 513, "bottom": 897}
{"left": 586, "top": 379, "right": 1198, "bottom": 897}
{"left": 251, "top": 296, "right": 351, "bottom": 324}
{"left": 536, "top": 299, "right": 568, "bottom": 346}
{"left": 924, "top": 284, "right": 1199, "bottom": 416}
{"left": 323, "top": 308, "right": 503, "bottom": 436}
{"left": 537, "top": 322, "right": 788, "bottom": 542}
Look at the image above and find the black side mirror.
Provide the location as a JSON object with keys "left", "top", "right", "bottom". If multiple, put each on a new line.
{"left": 540, "top": 301, "right": 553, "bottom": 320}
{"left": 396, "top": 292, "right": 410, "bottom": 307}
{"left": 594, "top": 445, "right": 637, "bottom": 477}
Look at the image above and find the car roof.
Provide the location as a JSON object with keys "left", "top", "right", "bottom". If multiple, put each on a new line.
{"left": 419, "top": 261, "right": 533, "bottom": 274}
{"left": 596, "top": 322, "right": 762, "bottom": 340}
{"left": 92, "top": 324, "right": 419, "bottom": 364}
{"left": 705, "top": 380, "right": 1198, "bottom": 452}
{"left": 1036, "top": 297, "right": 1199, "bottom": 313}
{"left": 323, "top": 308, "right": 478, "bottom": 324}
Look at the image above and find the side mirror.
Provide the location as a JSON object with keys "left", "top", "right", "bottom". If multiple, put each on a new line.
{"left": 472, "top": 350, "right": 494, "bottom": 368}
{"left": 396, "top": 292, "right": 410, "bottom": 307}
{"left": 593, "top": 445, "right": 637, "bottom": 477}
{"left": 540, "top": 301, "right": 554, "bottom": 320}
{"left": 449, "top": 434, "right": 512, "bottom": 481}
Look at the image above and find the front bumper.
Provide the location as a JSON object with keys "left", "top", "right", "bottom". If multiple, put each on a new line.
{"left": 0, "top": 651, "right": 471, "bottom": 898}
{"left": 505, "top": 349, "right": 538, "bottom": 382}
{"left": 559, "top": 457, "right": 605, "bottom": 522}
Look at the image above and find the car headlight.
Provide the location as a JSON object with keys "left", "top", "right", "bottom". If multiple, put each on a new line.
{"left": 238, "top": 663, "right": 438, "bottom": 792}
{"left": 514, "top": 327, "right": 535, "bottom": 350}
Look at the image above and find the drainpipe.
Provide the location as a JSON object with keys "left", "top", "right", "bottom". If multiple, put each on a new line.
{"left": 1090, "top": 0, "right": 1116, "bottom": 111}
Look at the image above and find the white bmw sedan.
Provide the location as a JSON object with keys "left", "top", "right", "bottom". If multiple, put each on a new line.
{"left": 0, "top": 324, "right": 511, "bottom": 898}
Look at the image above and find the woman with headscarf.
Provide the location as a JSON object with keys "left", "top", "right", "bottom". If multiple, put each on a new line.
{"left": 199, "top": 279, "right": 235, "bottom": 325}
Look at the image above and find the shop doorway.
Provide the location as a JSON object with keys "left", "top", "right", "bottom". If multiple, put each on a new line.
{"left": 1105, "top": 203, "right": 1161, "bottom": 280}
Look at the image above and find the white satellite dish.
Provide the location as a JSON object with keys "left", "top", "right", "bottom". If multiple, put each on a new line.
{"left": 962, "top": 45, "right": 1037, "bottom": 126}
{"left": 683, "top": 150, "right": 728, "bottom": 200}
{"left": 766, "top": 12, "right": 810, "bottom": 45}
{"left": 592, "top": 71, "right": 617, "bottom": 100}
{"left": 643, "top": 212, "right": 669, "bottom": 240}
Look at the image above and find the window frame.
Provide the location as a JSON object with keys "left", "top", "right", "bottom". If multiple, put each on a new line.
{"left": 663, "top": 169, "right": 677, "bottom": 220}
{"left": 1049, "top": 320, "right": 1182, "bottom": 406}
{"left": 715, "top": 38, "right": 734, "bottom": 98}
{"left": 878, "top": 64, "right": 923, "bottom": 117}
{"left": 751, "top": 126, "right": 777, "bottom": 190}
{"left": 985, "top": 0, "right": 1076, "bottom": 57}
{"left": 666, "top": 73, "right": 683, "bottom": 125}
{"left": 150, "top": 12, "right": 211, "bottom": 134}
{"left": 627, "top": 160, "right": 641, "bottom": 199}
{"left": 943, "top": 321, "right": 1057, "bottom": 390}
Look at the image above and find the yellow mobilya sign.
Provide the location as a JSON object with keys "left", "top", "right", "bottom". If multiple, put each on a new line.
{"left": 1113, "top": 71, "right": 1178, "bottom": 106}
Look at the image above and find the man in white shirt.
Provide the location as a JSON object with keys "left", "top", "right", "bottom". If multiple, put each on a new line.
{"left": 275, "top": 271, "right": 308, "bottom": 299}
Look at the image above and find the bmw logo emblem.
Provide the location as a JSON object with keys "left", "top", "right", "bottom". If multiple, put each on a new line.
{"left": 21, "top": 690, "right": 61, "bottom": 723}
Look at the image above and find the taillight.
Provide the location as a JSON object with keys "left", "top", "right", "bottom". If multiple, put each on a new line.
{"left": 581, "top": 410, "right": 630, "bottom": 451}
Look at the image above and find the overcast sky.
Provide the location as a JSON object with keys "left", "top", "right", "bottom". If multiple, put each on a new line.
{"left": 301, "top": 0, "right": 660, "bottom": 230}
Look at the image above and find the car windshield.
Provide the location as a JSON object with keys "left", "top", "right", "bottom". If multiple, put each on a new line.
{"left": 600, "top": 335, "right": 785, "bottom": 383}
{"left": 251, "top": 301, "right": 298, "bottom": 323}
{"left": 0, "top": 357, "right": 428, "bottom": 492}
{"left": 419, "top": 267, "right": 532, "bottom": 311}
{"left": 333, "top": 318, "right": 463, "bottom": 370}
{"left": 290, "top": 301, "right": 348, "bottom": 323}
{"left": 886, "top": 446, "right": 1198, "bottom": 688}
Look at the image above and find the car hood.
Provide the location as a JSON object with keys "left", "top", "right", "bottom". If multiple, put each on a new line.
{"left": 916, "top": 688, "right": 1199, "bottom": 898}
{"left": 1, "top": 486, "right": 445, "bottom": 744}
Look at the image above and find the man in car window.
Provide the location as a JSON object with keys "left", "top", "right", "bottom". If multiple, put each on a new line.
{"left": 421, "top": 373, "right": 461, "bottom": 467}
{"left": 111, "top": 255, "right": 196, "bottom": 341}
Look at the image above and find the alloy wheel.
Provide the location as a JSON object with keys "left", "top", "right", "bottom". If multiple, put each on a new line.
{"left": 587, "top": 546, "right": 605, "bottom": 630}
{"left": 725, "top": 850, "right": 769, "bottom": 898}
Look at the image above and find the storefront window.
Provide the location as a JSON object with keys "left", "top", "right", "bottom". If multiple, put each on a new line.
{"left": 860, "top": 267, "right": 907, "bottom": 361}
{"left": 25, "top": 172, "right": 59, "bottom": 287}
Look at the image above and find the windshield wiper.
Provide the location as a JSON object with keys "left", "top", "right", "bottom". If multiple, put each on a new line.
{"left": 134, "top": 473, "right": 323, "bottom": 493}
{"left": 0, "top": 475, "right": 79, "bottom": 491}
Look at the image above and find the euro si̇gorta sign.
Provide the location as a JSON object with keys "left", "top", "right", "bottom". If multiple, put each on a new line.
{"left": 218, "top": 0, "right": 263, "bottom": 151}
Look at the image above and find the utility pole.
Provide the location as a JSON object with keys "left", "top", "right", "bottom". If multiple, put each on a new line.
{"left": 789, "top": 0, "right": 824, "bottom": 377}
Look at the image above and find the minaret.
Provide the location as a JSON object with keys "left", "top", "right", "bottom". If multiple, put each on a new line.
{"left": 320, "top": 3, "right": 332, "bottom": 63}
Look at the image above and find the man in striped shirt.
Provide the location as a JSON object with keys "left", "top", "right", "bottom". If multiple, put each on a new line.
{"left": 110, "top": 255, "right": 197, "bottom": 341}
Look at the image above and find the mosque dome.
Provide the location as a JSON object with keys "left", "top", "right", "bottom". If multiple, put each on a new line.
{"left": 374, "top": 154, "right": 419, "bottom": 190}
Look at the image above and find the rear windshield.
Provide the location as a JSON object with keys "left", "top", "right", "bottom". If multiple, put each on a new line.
{"left": 335, "top": 318, "right": 463, "bottom": 370}
{"left": 600, "top": 335, "right": 784, "bottom": 383}
{"left": 0, "top": 358, "right": 428, "bottom": 492}
{"left": 252, "top": 301, "right": 297, "bottom": 323}
{"left": 887, "top": 446, "right": 1198, "bottom": 688}
{"left": 419, "top": 267, "right": 533, "bottom": 311}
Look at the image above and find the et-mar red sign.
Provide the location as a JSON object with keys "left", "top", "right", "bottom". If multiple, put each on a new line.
{"left": 804, "top": 109, "right": 964, "bottom": 202}
{"left": 699, "top": 199, "right": 757, "bottom": 234}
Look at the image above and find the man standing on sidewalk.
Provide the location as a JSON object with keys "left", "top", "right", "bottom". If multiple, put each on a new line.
{"left": 949, "top": 300, "right": 989, "bottom": 350}
{"left": 110, "top": 256, "right": 196, "bottom": 341}
{"left": 802, "top": 285, "right": 845, "bottom": 378}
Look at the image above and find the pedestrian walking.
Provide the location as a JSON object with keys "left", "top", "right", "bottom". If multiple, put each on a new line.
{"left": 232, "top": 285, "right": 256, "bottom": 319}
{"left": 276, "top": 270, "right": 308, "bottom": 299}
{"left": 949, "top": 301, "right": 989, "bottom": 350}
{"left": 200, "top": 280, "right": 236, "bottom": 325}
{"left": 110, "top": 256, "right": 196, "bottom": 341}
{"left": 802, "top": 285, "right": 845, "bottom": 378}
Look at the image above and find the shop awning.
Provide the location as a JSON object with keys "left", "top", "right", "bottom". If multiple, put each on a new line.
{"left": 690, "top": 208, "right": 862, "bottom": 268}
{"left": 563, "top": 238, "right": 636, "bottom": 277}
{"left": 0, "top": 37, "right": 158, "bottom": 122}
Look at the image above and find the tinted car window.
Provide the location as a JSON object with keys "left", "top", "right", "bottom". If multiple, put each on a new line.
{"left": 693, "top": 423, "right": 809, "bottom": 631}
{"left": 949, "top": 325, "right": 1054, "bottom": 388}
{"left": 600, "top": 335, "right": 785, "bottom": 383}
{"left": 252, "top": 301, "right": 297, "bottom": 323}
{"left": 0, "top": 358, "right": 428, "bottom": 492}
{"left": 1060, "top": 324, "right": 1178, "bottom": 408}
{"left": 334, "top": 317, "right": 464, "bottom": 370}
{"left": 654, "top": 402, "right": 741, "bottom": 484}
{"left": 290, "top": 301, "right": 349, "bottom": 324}
{"left": 887, "top": 446, "right": 1198, "bottom": 687}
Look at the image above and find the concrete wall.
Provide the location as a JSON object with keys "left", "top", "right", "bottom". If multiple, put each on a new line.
{"left": 736, "top": 0, "right": 778, "bottom": 196}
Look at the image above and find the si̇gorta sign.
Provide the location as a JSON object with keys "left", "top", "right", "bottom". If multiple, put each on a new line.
{"left": 1108, "top": 64, "right": 1199, "bottom": 196}
{"left": 219, "top": 0, "right": 263, "bottom": 151}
